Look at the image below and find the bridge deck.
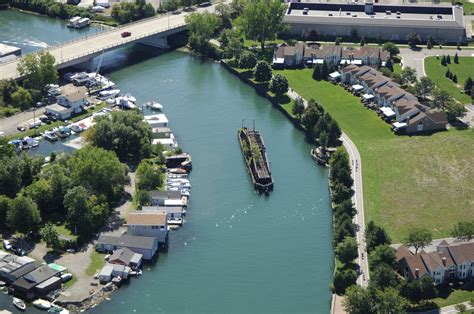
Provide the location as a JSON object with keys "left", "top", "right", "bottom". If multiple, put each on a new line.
{"left": 0, "top": 5, "right": 217, "bottom": 80}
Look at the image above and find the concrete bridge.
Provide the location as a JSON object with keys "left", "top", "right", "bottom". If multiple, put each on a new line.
{"left": 0, "top": 4, "right": 218, "bottom": 80}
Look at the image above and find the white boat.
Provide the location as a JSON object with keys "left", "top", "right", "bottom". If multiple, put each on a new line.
{"left": 61, "top": 273, "right": 73, "bottom": 282}
{"left": 44, "top": 131, "right": 59, "bottom": 142}
{"left": 97, "top": 89, "right": 120, "bottom": 100}
{"left": 75, "top": 17, "right": 90, "bottom": 29}
{"left": 13, "top": 297, "right": 26, "bottom": 311}
{"left": 115, "top": 94, "right": 137, "bottom": 109}
{"left": 69, "top": 124, "right": 83, "bottom": 133}
{"left": 33, "top": 299, "right": 52, "bottom": 310}
{"left": 167, "top": 178, "right": 190, "bottom": 184}
{"left": 67, "top": 16, "right": 81, "bottom": 28}
{"left": 24, "top": 136, "right": 39, "bottom": 148}
{"left": 167, "top": 218, "right": 183, "bottom": 225}
{"left": 144, "top": 101, "right": 163, "bottom": 110}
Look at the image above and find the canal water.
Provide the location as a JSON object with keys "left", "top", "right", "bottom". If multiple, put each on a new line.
{"left": 0, "top": 10, "right": 334, "bottom": 314}
{"left": 0, "top": 9, "right": 103, "bottom": 54}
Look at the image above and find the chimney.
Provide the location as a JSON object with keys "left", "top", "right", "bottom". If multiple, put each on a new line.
{"left": 442, "top": 257, "right": 447, "bottom": 267}
{"left": 415, "top": 268, "right": 420, "bottom": 278}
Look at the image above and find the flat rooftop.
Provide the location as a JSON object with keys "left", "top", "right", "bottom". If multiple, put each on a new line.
{"left": 285, "top": 2, "right": 464, "bottom": 27}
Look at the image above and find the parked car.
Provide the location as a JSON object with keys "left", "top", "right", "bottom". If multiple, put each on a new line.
{"left": 121, "top": 31, "right": 131, "bottom": 38}
{"left": 2, "top": 240, "right": 12, "bottom": 251}
{"left": 12, "top": 247, "right": 25, "bottom": 256}
{"left": 17, "top": 126, "right": 26, "bottom": 132}
{"left": 60, "top": 273, "right": 73, "bottom": 282}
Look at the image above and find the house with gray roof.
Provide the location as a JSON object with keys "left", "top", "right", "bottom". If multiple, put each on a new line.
{"left": 12, "top": 265, "right": 60, "bottom": 300}
{"left": 109, "top": 247, "right": 142, "bottom": 269}
{"left": 97, "top": 234, "right": 158, "bottom": 260}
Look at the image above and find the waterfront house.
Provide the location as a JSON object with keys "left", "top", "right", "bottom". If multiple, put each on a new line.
{"left": 108, "top": 248, "right": 143, "bottom": 269}
{"left": 12, "top": 265, "right": 60, "bottom": 300}
{"left": 142, "top": 205, "right": 184, "bottom": 221}
{"left": 0, "top": 255, "right": 36, "bottom": 284}
{"left": 144, "top": 114, "right": 169, "bottom": 128}
{"left": 396, "top": 241, "right": 474, "bottom": 285}
{"left": 127, "top": 211, "right": 168, "bottom": 244}
{"left": 272, "top": 43, "right": 305, "bottom": 68}
{"left": 97, "top": 234, "right": 159, "bottom": 260}
{"left": 149, "top": 190, "right": 184, "bottom": 207}
{"left": 57, "top": 85, "right": 87, "bottom": 114}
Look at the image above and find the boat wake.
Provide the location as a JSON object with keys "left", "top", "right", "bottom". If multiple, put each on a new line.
{"left": 1, "top": 39, "right": 48, "bottom": 48}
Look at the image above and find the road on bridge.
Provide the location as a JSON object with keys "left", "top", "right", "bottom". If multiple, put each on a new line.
{"left": 0, "top": 4, "right": 218, "bottom": 80}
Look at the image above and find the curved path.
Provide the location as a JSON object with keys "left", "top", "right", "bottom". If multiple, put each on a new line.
{"left": 288, "top": 89, "right": 369, "bottom": 287}
{"left": 340, "top": 133, "right": 369, "bottom": 287}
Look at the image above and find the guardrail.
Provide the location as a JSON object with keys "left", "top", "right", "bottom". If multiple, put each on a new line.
{"left": 0, "top": 11, "right": 190, "bottom": 66}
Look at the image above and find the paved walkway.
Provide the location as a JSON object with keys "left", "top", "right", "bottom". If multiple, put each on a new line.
{"left": 399, "top": 47, "right": 474, "bottom": 78}
{"left": 287, "top": 89, "right": 369, "bottom": 288}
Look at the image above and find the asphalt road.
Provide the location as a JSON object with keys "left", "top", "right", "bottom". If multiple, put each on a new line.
{"left": 399, "top": 47, "right": 474, "bottom": 79}
{"left": 341, "top": 132, "right": 369, "bottom": 288}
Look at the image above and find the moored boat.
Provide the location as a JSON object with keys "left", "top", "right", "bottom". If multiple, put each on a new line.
{"left": 33, "top": 298, "right": 52, "bottom": 310}
{"left": 311, "top": 147, "right": 330, "bottom": 166}
{"left": 238, "top": 127, "right": 274, "bottom": 193}
{"left": 13, "top": 297, "right": 26, "bottom": 311}
{"left": 144, "top": 101, "right": 163, "bottom": 110}
{"left": 44, "top": 131, "right": 59, "bottom": 142}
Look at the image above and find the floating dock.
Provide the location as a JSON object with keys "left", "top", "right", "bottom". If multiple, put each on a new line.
{"left": 238, "top": 127, "right": 274, "bottom": 193}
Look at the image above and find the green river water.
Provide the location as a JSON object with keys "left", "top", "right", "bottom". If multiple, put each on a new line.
{"left": 0, "top": 10, "right": 334, "bottom": 313}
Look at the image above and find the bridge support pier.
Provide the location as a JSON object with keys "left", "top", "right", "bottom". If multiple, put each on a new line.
{"left": 138, "top": 34, "right": 169, "bottom": 49}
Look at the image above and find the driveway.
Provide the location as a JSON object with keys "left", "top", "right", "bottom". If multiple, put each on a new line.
{"left": 0, "top": 107, "right": 45, "bottom": 135}
{"left": 399, "top": 47, "right": 474, "bottom": 78}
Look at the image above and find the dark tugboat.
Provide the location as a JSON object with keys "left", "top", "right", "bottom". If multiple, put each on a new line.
{"left": 238, "top": 123, "right": 274, "bottom": 194}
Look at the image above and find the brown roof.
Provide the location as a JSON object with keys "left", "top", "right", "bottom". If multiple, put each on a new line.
{"left": 128, "top": 211, "right": 167, "bottom": 226}
{"left": 340, "top": 64, "right": 359, "bottom": 74}
{"left": 396, "top": 245, "right": 413, "bottom": 261}
{"left": 426, "top": 112, "right": 448, "bottom": 124}
{"left": 420, "top": 250, "right": 456, "bottom": 271}
{"left": 402, "top": 255, "right": 428, "bottom": 280}
{"left": 448, "top": 242, "right": 474, "bottom": 264}
{"left": 354, "top": 66, "right": 373, "bottom": 77}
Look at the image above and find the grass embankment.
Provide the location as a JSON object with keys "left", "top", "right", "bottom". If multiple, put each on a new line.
{"left": 276, "top": 69, "right": 474, "bottom": 242}
{"left": 85, "top": 250, "right": 104, "bottom": 277}
{"left": 424, "top": 56, "right": 474, "bottom": 104}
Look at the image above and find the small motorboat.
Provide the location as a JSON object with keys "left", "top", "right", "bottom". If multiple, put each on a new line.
{"left": 97, "top": 89, "right": 120, "bottom": 100}
{"left": 69, "top": 124, "right": 83, "bottom": 133}
{"left": 33, "top": 298, "right": 52, "bottom": 310}
{"left": 48, "top": 305, "right": 70, "bottom": 314}
{"left": 24, "top": 136, "right": 39, "bottom": 148}
{"left": 13, "top": 297, "right": 26, "bottom": 311}
{"left": 44, "top": 131, "right": 59, "bottom": 142}
{"left": 144, "top": 101, "right": 163, "bottom": 110}
{"left": 167, "top": 218, "right": 183, "bottom": 225}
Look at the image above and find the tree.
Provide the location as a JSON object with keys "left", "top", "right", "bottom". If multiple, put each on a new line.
{"left": 319, "top": 130, "right": 328, "bottom": 150}
{"left": 382, "top": 42, "right": 399, "bottom": 58}
{"left": 0, "top": 155, "right": 25, "bottom": 198}
{"left": 464, "top": 77, "right": 473, "bottom": 95}
{"left": 292, "top": 97, "right": 305, "bottom": 119}
{"left": 414, "top": 77, "right": 435, "bottom": 100}
{"left": 0, "top": 195, "right": 11, "bottom": 229}
{"left": 426, "top": 35, "right": 434, "bottom": 49}
{"left": 400, "top": 67, "right": 417, "bottom": 85}
{"left": 238, "top": 50, "right": 257, "bottom": 69}
{"left": 235, "top": 0, "right": 286, "bottom": 52}
{"left": 327, "top": 119, "right": 341, "bottom": 147}
{"left": 215, "top": 3, "right": 232, "bottom": 28}
{"left": 384, "top": 59, "right": 394, "bottom": 72}
{"left": 67, "top": 146, "right": 129, "bottom": 203}
{"left": 445, "top": 68, "right": 452, "bottom": 79}
{"left": 253, "top": 60, "right": 272, "bottom": 83}
{"left": 304, "top": 29, "right": 320, "bottom": 41}
{"left": 360, "top": 37, "right": 365, "bottom": 46}
{"left": 454, "top": 53, "right": 459, "bottom": 64}
{"left": 269, "top": 74, "right": 288, "bottom": 96}
{"left": 10, "top": 87, "right": 33, "bottom": 110}
{"left": 369, "top": 244, "right": 397, "bottom": 270}
{"left": 343, "top": 285, "right": 374, "bottom": 314}
{"left": 301, "top": 106, "right": 321, "bottom": 130}
{"left": 185, "top": 12, "right": 222, "bottom": 52}
{"left": 7, "top": 195, "right": 41, "bottom": 234}
{"left": 404, "top": 227, "right": 432, "bottom": 254}
{"left": 444, "top": 100, "right": 467, "bottom": 119}
{"left": 17, "top": 51, "right": 57, "bottom": 91}
{"left": 40, "top": 223, "right": 60, "bottom": 249}
{"left": 406, "top": 32, "right": 421, "bottom": 48}
{"left": 64, "top": 186, "right": 107, "bottom": 237}
{"left": 312, "top": 63, "right": 322, "bottom": 80}
{"left": 111, "top": 0, "right": 156, "bottom": 24}
{"left": 321, "top": 61, "right": 329, "bottom": 80}
{"left": 452, "top": 221, "right": 474, "bottom": 241}
{"left": 85, "top": 110, "right": 153, "bottom": 163}
{"left": 136, "top": 160, "right": 163, "bottom": 191}
{"left": 225, "top": 30, "right": 244, "bottom": 59}
{"left": 365, "top": 221, "right": 391, "bottom": 253}
{"left": 333, "top": 268, "right": 357, "bottom": 294}
{"left": 446, "top": 55, "right": 451, "bottom": 64}
{"left": 335, "top": 37, "right": 341, "bottom": 45}
{"left": 452, "top": 74, "right": 458, "bottom": 83}
{"left": 375, "top": 287, "right": 408, "bottom": 314}
{"left": 371, "top": 264, "right": 399, "bottom": 290}
{"left": 136, "top": 189, "right": 151, "bottom": 208}
{"left": 336, "top": 237, "right": 358, "bottom": 264}
{"left": 440, "top": 55, "right": 447, "bottom": 66}
{"left": 431, "top": 88, "right": 452, "bottom": 110}
{"left": 24, "top": 178, "right": 53, "bottom": 217}
{"left": 40, "top": 163, "right": 72, "bottom": 216}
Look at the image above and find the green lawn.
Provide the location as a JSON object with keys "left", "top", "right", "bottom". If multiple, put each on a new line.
{"left": 425, "top": 56, "right": 474, "bottom": 104}
{"left": 85, "top": 250, "right": 105, "bottom": 277}
{"left": 433, "top": 281, "right": 474, "bottom": 308}
{"left": 393, "top": 63, "right": 402, "bottom": 75}
{"left": 277, "top": 69, "right": 474, "bottom": 242}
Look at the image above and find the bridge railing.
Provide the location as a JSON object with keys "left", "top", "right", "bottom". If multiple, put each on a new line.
{"left": 0, "top": 11, "right": 189, "bottom": 66}
{"left": 59, "top": 23, "right": 187, "bottom": 64}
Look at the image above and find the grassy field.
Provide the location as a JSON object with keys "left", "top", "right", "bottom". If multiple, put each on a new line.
{"left": 276, "top": 69, "right": 474, "bottom": 242}
{"left": 425, "top": 56, "right": 474, "bottom": 104}
{"left": 85, "top": 250, "right": 105, "bottom": 277}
